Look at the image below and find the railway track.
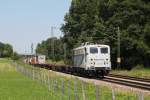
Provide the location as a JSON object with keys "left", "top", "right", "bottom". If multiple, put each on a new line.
{"left": 103, "top": 74, "right": 150, "bottom": 91}
{"left": 108, "top": 74, "right": 150, "bottom": 83}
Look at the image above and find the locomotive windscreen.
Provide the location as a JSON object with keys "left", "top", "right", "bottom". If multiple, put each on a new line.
{"left": 90, "top": 47, "right": 98, "bottom": 54}
{"left": 101, "top": 48, "right": 108, "bottom": 54}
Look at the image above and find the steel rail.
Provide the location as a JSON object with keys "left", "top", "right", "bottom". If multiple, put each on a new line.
{"left": 108, "top": 74, "right": 150, "bottom": 83}
{"left": 103, "top": 76, "right": 150, "bottom": 91}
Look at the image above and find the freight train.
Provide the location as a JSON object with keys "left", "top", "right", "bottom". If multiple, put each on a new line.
{"left": 29, "top": 42, "right": 111, "bottom": 77}
{"left": 24, "top": 55, "right": 46, "bottom": 64}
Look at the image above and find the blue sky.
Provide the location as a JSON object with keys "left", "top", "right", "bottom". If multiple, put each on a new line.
{"left": 0, "top": 0, "right": 71, "bottom": 54}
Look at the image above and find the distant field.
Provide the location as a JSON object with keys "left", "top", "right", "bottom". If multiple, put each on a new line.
{"left": 0, "top": 58, "right": 52, "bottom": 100}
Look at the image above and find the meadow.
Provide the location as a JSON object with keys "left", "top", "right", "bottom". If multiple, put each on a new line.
{"left": 0, "top": 59, "right": 52, "bottom": 100}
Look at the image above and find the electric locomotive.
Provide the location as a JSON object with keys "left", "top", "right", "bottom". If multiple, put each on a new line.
{"left": 73, "top": 42, "right": 111, "bottom": 77}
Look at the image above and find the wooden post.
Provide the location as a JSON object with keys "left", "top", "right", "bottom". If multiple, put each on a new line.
{"left": 95, "top": 85, "right": 100, "bottom": 100}
{"left": 82, "top": 81, "right": 86, "bottom": 100}
{"left": 112, "top": 88, "right": 115, "bottom": 100}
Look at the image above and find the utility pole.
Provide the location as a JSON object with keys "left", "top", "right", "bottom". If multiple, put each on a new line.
{"left": 31, "top": 43, "right": 34, "bottom": 64}
{"left": 31, "top": 43, "right": 34, "bottom": 55}
{"left": 51, "top": 26, "right": 56, "bottom": 61}
{"left": 63, "top": 43, "right": 66, "bottom": 62}
{"left": 117, "top": 27, "right": 121, "bottom": 69}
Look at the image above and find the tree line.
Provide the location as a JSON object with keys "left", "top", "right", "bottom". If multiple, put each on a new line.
{"left": 0, "top": 42, "right": 13, "bottom": 57}
{"left": 36, "top": 37, "right": 64, "bottom": 61}
{"left": 36, "top": 0, "right": 150, "bottom": 69}
{"left": 0, "top": 41, "right": 20, "bottom": 60}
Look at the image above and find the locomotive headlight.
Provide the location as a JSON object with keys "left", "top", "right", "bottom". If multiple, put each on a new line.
{"left": 91, "top": 62, "right": 95, "bottom": 65}
{"left": 93, "top": 62, "right": 95, "bottom": 65}
{"left": 104, "top": 61, "right": 108, "bottom": 65}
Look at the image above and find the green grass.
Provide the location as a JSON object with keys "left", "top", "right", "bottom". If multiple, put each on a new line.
{"left": 17, "top": 60, "right": 150, "bottom": 100}
{"left": 34, "top": 69, "right": 150, "bottom": 100}
{"left": 0, "top": 58, "right": 53, "bottom": 100}
{"left": 111, "top": 66, "right": 150, "bottom": 78}
{"left": 1, "top": 58, "right": 149, "bottom": 100}
{"left": 46, "top": 59, "right": 65, "bottom": 65}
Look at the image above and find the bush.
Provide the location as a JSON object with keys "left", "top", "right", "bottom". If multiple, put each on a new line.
{"left": 11, "top": 52, "right": 20, "bottom": 60}
{"left": 132, "top": 64, "right": 144, "bottom": 70}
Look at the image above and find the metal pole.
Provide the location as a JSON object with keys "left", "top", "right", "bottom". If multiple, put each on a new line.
{"left": 68, "top": 81, "right": 71, "bottom": 100}
{"left": 51, "top": 26, "right": 54, "bottom": 61}
{"left": 138, "top": 92, "right": 144, "bottom": 100}
{"left": 63, "top": 43, "right": 66, "bottom": 62}
{"left": 74, "top": 80, "right": 78, "bottom": 100}
{"left": 82, "top": 81, "right": 86, "bottom": 100}
{"left": 117, "top": 27, "right": 121, "bottom": 69}
{"left": 95, "top": 85, "right": 100, "bottom": 100}
{"left": 51, "top": 26, "right": 56, "bottom": 61}
{"left": 112, "top": 88, "right": 115, "bottom": 100}
{"left": 61, "top": 79, "right": 64, "bottom": 100}
{"left": 31, "top": 43, "right": 34, "bottom": 55}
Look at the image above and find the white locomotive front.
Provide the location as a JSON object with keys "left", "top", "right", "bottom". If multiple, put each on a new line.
{"left": 73, "top": 42, "right": 111, "bottom": 77}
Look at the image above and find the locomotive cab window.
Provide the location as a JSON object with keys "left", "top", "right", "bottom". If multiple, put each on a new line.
{"left": 90, "top": 47, "right": 98, "bottom": 54}
{"left": 101, "top": 47, "right": 108, "bottom": 54}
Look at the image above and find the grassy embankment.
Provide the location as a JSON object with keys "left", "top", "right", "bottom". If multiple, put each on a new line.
{"left": 111, "top": 65, "right": 150, "bottom": 78}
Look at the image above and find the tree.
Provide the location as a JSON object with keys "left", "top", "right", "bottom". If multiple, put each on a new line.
{"left": 3, "top": 44, "right": 13, "bottom": 57}
{"left": 0, "top": 42, "right": 13, "bottom": 58}
{"left": 0, "top": 42, "right": 4, "bottom": 57}
{"left": 11, "top": 52, "right": 20, "bottom": 60}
